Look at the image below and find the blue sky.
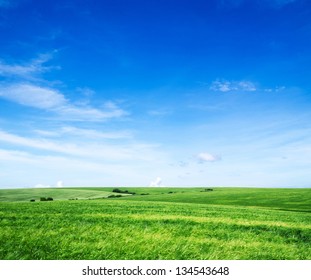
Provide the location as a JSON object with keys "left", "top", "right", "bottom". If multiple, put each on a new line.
{"left": 0, "top": 0, "right": 310, "bottom": 188}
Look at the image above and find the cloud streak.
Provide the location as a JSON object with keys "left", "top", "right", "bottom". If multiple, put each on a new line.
{"left": 0, "top": 55, "right": 128, "bottom": 121}
{"left": 56, "top": 126, "right": 132, "bottom": 140}
{"left": 210, "top": 80, "right": 256, "bottom": 92}
{"left": 0, "top": 53, "right": 57, "bottom": 79}
{"left": 0, "top": 83, "right": 128, "bottom": 121}
{"left": 0, "top": 129, "right": 162, "bottom": 162}
{"left": 0, "top": 83, "right": 66, "bottom": 109}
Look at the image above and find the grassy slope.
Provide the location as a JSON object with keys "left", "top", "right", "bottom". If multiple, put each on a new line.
{"left": 119, "top": 187, "right": 311, "bottom": 212}
{"left": 0, "top": 188, "right": 115, "bottom": 202}
{"left": 0, "top": 199, "right": 310, "bottom": 260}
{"left": 0, "top": 187, "right": 310, "bottom": 260}
{"left": 0, "top": 187, "right": 183, "bottom": 202}
{"left": 1, "top": 187, "right": 310, "bottom": 212}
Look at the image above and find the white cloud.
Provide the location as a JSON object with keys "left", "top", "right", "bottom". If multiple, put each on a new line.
{"left": 56, "top": 102, "right": 127, "bottom": 121}
{"left": 0, "top": 53, "right": 56, "bottom": 79}
{"left": 0, "top": 83, "right": 67, "bottom": 109}
{"left": 264, "top": 86, "right": 286, "bottom": 93}
{"left": 0, "top": 83, "right": 128, "bottom": 121}
{"left": 34, "top": 126, "right": 132, "bottom": 140}
{"left": 0, "top": 130, "right": 162, "bottom": 162}
{"left": 34, "top": 181, "right": 63, "bottom": 188}
{"left": 0, "top": 147, "right": 167, "bottom": 188}
{"left": 237, "top": 81, "right": 257, "bottom": 91}
{"left": 210, "top": 80, "right": 256, "bottom": 92}
{"left": 56, "top": 181, "right": 63, "bottom": 188}
{"left": 59, "top": 126, "right": 132, "bottom": 139}
{"left": 33, "top": 130, "right": 61, "bottom": 137}
{"left": 0, "top": 55, "right": 128, "bottom": 121}
{"left": 149, "top": 177, "right": 162, "bottom": 187}
{"left": 196, "top": 152, "right": 221, "bottom": 163}
{"left": 0, "top": 130, "right": 75, "bottom": 155}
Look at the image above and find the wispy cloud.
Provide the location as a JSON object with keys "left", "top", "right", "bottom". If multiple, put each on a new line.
{"left": 0, "top": 53, "right": 57, "bottom": 79}
{"left": 0, "top": 129, "right": 161, "bottom": 162}
{"left": 264, "top": 86, "right": 286, "bottom": 93}
{"left": 0, "top": 83, "right": 127, "bottom": 121}
{"left": 210, "top": 79, "right": 257, "bottom": 92}
{"left": 54, "top": 100, "right": 128, "bottom": 122}
{"left": 0, "top": 130, "right": 78, "bottom": 156}
{"left": 196, "top": 152, "right": 221, "bottom": 163}
{"left": 34, "top": 181, "right": 63, "bottom": 188}
{"left": 0, "top": 55, "right": 128, "bottom": 121}
{"left": 0, "top": 149, "right": 36, "bottom": 163}
{"left": 0, "top": 146, "right": 163, "bottom": 187}
{"left": 34, "top": 126, "right": 132, "bottom": 140}
{"left": 149, "top": 177, "right": 162, "bottom": 187}
{"left": 0, "top": 83, "right": 66, "bottom": 109}
{"left": 58, "top": 126, "right": 132, "bottom": 139}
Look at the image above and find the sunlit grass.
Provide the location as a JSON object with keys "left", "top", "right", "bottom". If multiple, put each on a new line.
{"left": 0, "top": 188, "right": 310, "bottom": 260}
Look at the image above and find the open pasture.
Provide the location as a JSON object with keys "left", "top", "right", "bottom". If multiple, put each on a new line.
{"left": 0, "top": 187, "right": 310, "bottom": 260}
{"left": 0, "top": 187, "right": 115, "bottom": 202}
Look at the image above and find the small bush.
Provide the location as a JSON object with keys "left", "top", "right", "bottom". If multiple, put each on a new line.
{"left": 40, "top": 197, "right": 54, "bottom": 201}
{"left": 30, "top": 199, "right": 35, "bottom": 202}
{"left": 108, "top": 194, "right": 122, "bottom": 198}
{"left": 112, "top": 188, "right": 135, "bottom": 195}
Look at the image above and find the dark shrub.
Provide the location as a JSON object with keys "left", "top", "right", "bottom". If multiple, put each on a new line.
{"left": 40, "top": 197, "right": 47, "bottom": 201}
{"left": 47, "top": 197, "right": 53, "bottom": 201}
{"left": 30, "top": 199, "right": 35, "bottom": 202}
{"left": 108, "top": 194, "right": 122, "bottom": 198}
{"left": 112, "top": 188, "right": 135, "bottom": 195}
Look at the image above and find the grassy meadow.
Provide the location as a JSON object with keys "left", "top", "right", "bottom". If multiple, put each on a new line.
{"left": 0, "top": 187, "right": 310, "bottom": 260}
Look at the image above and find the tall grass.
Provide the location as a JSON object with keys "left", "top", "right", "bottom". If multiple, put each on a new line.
{"left": 0, "top": 194, "right": 310, "bottom": 260}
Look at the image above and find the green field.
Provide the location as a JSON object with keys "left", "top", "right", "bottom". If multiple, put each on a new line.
{"left": 0, "top": 187, "right": 310, "bottom": 260}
